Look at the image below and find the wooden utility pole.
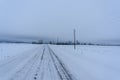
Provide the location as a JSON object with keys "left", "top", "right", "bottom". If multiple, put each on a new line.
{"left": 74, "top": 29, "right": 76, "bottom": 49}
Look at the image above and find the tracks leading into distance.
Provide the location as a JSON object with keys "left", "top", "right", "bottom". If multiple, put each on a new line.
{"left": 1, "top": 45, "right": 76, "bottom": 80}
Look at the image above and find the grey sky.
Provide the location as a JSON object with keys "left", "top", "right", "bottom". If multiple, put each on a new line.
{"left": 0, "top": 0, "right": 120, "bottom": 43}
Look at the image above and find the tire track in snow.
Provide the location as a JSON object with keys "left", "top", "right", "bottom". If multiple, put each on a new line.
{"left": 4, "top": 45, "right": 76, "bottom": 80}
{"left": 10, "top": 47, "right": 44, "bottom": 80}
{"left": 33, "top": 48, "right": 45, "bottom": 80}
{"left": 48, "top": 46, "right": 76, "bottom": 80}
{"left": 33, "top": 46, "right": 59, "bottom": 80}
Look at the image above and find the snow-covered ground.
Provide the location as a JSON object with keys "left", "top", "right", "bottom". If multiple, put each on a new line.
{"left": 0, "top": 43, "right": 120, "bottom": 80}
{"left": 50, "top": 45, "right": 120, "bottom": 80}
{"left": 0, "top": 43, "right": 40, "bottom": 61}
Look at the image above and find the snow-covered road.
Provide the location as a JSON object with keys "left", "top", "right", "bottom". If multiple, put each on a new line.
{"left": 0, "top": 44, "right": 120, "bottom": 80}
{"left": 0, "top": 45, "right": 75, "bottom": 80}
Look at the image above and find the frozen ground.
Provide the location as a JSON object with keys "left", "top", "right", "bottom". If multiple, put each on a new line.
{"left": 0, "top": 43, "right": 120, "bottom": 80}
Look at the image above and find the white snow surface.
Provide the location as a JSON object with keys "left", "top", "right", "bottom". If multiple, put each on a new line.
{"left": 0, "top": 43, "right": 40, "bottom": 61}
{"left": 0, "top": 43, "right": 120, "bottom": 80}
{"left": 50, "top": 45, "right": 120, "bottom": 80}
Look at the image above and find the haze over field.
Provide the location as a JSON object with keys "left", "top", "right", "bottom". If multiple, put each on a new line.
{"left": 0, "top": 0, "right": 120, "bottom": 44}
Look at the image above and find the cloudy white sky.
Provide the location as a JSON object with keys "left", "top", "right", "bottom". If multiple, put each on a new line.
{"left": 0, "top": 0, "right": 120, "bottom": 43}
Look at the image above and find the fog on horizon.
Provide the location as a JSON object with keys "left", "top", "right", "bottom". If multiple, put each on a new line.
{"left": 0, "top": 0, "right": 120, "bottom": 44}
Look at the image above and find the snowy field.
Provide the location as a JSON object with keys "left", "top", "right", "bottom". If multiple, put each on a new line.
{"left": 0, "top": 43, "right": 40, "bottom": 61}
{"left": 50, "top": 45, "right": 120, "bottom": 80}
{"left": 0, "top": 43, "right": 120, "bottom": 80}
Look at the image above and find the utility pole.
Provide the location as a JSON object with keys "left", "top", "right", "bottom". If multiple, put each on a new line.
{"left": 73, "top": 29, "right": 76, "bottom": 49}
{"left": 57, "top": 37, "right": 59, "bottom": 44}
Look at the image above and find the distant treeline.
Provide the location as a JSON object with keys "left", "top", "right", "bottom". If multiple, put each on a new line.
{"left": 31, "top": 40, "right": 120, "bottom": 46}
{"left": 0, "top": 40, "right": 120, "bottom": 46}
{"left": 0, "top": 40, "right": 31, "bottom": 44}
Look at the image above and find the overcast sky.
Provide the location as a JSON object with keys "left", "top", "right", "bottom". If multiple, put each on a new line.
{"left": 0, "top": 0, "right": 120, "bottom": 43}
